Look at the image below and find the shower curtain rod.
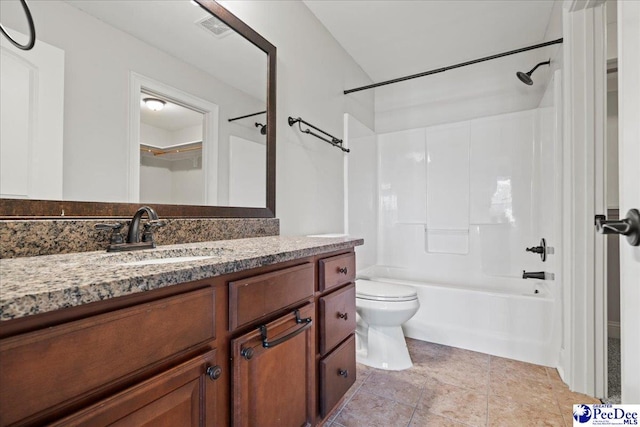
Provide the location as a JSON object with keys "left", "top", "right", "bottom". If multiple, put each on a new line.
{"left": 228, "top": 110, "right": 266, "bottom": 122}
{"left": 344, "top": 38, "right": 563, "bottom": 94}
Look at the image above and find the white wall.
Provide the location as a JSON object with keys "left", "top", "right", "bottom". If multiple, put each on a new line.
{"left": 346, "top": 115, "right": 377, "bottom": 271}
{"left": 140, "top": 123, "right": 203, "bottom": 148}
{"left": 140, "top": 157, "right": 173, "bottom": 204}
{"left": 228, "top": 136, "right": 266, "bottom": 208}
{"left": 220, "top": 1, "right": 374, "bottom": 235}
{"left": 140, "top": 156, "right": 203, "bottom": 206}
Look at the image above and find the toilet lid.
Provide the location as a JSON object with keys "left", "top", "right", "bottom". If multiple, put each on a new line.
{"left": 355, "top": 279, "right": 418, "bottom": 302}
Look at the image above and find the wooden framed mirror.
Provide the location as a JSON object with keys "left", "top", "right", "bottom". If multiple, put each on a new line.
{"left": 0, "top": 0, "right": 276, "bottom": 218}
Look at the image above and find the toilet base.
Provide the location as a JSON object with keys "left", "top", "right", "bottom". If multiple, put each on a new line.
{"left": 355, "top": 325, "right": 413, "bottom": 371}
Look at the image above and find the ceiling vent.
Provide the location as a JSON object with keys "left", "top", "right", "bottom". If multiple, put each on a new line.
{"left": 196, "top": 16, "right": 232, "bottom": 38}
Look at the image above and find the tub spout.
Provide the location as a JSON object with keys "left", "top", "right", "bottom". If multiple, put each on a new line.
{"left": 522, "top": 271, "right": 546, "bottom": 280}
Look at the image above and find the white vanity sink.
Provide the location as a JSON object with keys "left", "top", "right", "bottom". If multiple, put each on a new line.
{"left": 119, "top": 255, "right": 217, "bottom": 266}
{"left": 97, "top": 247, "right": 232, "bottom": 266}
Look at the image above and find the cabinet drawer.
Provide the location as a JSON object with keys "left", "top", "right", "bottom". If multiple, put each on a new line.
{"left": 318, "top": 252, "right": 355, "bottom": 291}
{"left": 51, "top": 350, "right": 219, "bottom": 427}
{"left": 229, "top": 263, "right": 314, "bottom": 330}
{"left": 319, "top": 334, "right": 356, "bottom": 418}
{"left": 319, "top": 283, "right": 356, "bottom": 355}
{"left": 0, "top": 287, "right": 215, "bottom": 426}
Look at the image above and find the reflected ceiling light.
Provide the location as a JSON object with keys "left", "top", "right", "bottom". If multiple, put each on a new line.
{"left": 143, "top": 98, "right": 166, "bottom": 111}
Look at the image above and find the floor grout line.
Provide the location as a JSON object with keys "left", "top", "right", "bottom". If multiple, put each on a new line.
{"left": 406, "top": 387, "right": 425, "bottom": 427}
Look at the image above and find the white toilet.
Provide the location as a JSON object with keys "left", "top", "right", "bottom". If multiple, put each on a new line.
{"left": 355, "top": 279, "right": 420, "bottom": 371}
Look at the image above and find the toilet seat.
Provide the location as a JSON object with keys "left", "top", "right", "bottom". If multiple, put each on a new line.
{"left": 355, "top": 279, "right": 418, "bottom": 302}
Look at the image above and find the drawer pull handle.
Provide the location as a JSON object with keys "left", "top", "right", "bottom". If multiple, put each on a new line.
{"left": 338, "top": 369, "right": 349, "bottom": 378}
{"left": 337, "top": 267, "right": 348, "bottom": 274}
{"left": 260, "top": 309, "right": 313, "bottom": 349}
{"left": 206, "top": 365, "right": 222, "bottom": 381}
{"left": 240, "top": 347, "right": 254, "bottom": 360}
{"left": 337, "top": 312, "right": 348, "bottom": 320}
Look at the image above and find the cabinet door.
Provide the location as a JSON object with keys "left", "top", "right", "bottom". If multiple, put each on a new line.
{"left": 232, "top": 304, "right": 315, "bottom": 427}
{"left": 51, "top": 350, "right": 222, "bottom": 427}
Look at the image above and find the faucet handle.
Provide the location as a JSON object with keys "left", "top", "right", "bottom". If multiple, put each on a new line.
{"left": 95, "top": 222, "right": 125, "bottom": 244}
{"left": 141, "top": 220, "right": 167, "bottom": 243}
{"left": 146, "top": 219, "right": 167, "bottom": 228}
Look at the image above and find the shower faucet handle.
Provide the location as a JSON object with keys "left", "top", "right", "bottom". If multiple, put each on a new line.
{"left": 525, "top": 238, "right": 547, "bottom": 262}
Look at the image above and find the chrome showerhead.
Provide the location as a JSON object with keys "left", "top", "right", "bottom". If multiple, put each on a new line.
{"left": 517, "top": 60, "right": 550, "bottom": 85}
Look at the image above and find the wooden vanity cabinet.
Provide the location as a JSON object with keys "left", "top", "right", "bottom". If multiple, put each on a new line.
{"left": 0, "top": 249, "right": 358, "bottom": 427}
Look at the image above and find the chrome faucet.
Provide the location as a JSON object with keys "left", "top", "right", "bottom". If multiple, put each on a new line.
{"left": 96, "top": 206, "right": 166, "bottom": 252}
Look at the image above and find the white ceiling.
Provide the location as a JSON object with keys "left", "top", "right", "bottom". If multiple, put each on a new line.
{"left": 304, "top": 0, "right": 562, "bottom": 131}
{"left": 304, "top": 0, "right": 558, "bottom": 83}
{"left": 139, "top": 93, "right": 203, "bottom": 131}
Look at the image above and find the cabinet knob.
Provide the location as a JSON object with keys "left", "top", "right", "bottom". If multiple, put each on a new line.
{"left": 241, "top": 347, "right": 254, "bottom": 360}
{"left": 337, "top": 267, "right": 348, "bottom": 274}
{"left": 338, "top": 369, "right": 349, "bottom": 378}
{"left": 206, "top": 365, "right": 222, "bottom": 381}
{"left": 337, "top": 312, "right": 348, "bottom": 320}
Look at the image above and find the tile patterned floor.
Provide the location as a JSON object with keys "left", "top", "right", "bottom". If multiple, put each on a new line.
{"left": 323, "top": 338, "right": 601, "bottom": 427}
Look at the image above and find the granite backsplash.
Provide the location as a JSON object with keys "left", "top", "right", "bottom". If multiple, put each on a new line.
{"left": 0, "top": 218, "right": 279, "bottom": 259}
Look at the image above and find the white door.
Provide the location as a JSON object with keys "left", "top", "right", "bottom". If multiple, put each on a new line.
{"left": 0, "top": 31, "right": 64, "bottom": 199}
{"left": 617, "top": 0, "right": 640, "bottom": 404}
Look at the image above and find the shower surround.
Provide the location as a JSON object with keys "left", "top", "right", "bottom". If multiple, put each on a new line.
{"left": 347, "top": 71, "right": 562, "bottom": 366}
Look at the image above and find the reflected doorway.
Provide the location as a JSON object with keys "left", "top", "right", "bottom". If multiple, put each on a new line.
{"left": 129, "top": 72, "right": 219, "bottom": 205}
{"left": 139, "top": 93, "right": 205, "bottom": 205}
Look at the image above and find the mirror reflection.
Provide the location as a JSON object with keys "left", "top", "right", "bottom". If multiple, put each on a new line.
{"left": 0, "top": 0, "right": 268, "bottom": 208}
{"left": 139, "top": 93, "right": 205, "bottom": 206}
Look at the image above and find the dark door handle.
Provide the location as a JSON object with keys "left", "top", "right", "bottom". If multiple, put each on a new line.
{"left": 337, "top": 267, "right": 348, "bottom": 274}
{"left": 260, "top": 310, "right": 312, "bottom": 349}
{"left": 337, "top": 312, "right": 348, "bottom": 320}
{"left": 338, "top": 369, "right": 349, "bottom": 378}
{"left": 595, "top": 209, "right": 640, "bottom": 246}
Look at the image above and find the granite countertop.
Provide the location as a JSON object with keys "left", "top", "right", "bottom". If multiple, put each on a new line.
{"left": 0, "top": 235, "right": 363, "bottom": 321}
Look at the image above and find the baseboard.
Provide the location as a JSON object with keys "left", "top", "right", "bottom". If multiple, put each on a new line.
{"left": 608, "top": 321, "right": 621, "bottom": 339}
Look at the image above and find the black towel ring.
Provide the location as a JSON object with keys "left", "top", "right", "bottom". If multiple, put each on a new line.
{"left": 0, "top": 0, "right": 36, "bottom": 51}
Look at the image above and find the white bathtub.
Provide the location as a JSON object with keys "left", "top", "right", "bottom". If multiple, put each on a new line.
{"left": 357, "top": 266, "right": 561, "bottom": 367}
